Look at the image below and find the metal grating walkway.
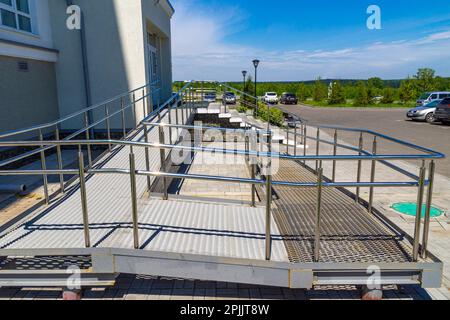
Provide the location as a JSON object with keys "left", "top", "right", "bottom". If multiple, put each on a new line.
{"left": 272, "top": 159, "right": 418, "bottom": 264}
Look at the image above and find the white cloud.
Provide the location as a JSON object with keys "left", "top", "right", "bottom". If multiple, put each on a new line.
{"left": 171, "top": 1, "right": 450, "bottom": 81}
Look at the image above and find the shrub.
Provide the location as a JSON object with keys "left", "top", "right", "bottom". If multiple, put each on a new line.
{"left": 328, "top": 81, "right": 346, "bottom": 105}
{"left": 381, "top": 87, "right": 395, "bottom": 104}
{"left": 256, "top": 104, "right": 284, "bottom": 127}
{"left": 236, "top": 105, "right": 248, "bottom": 113}
{"left": 354, "top": 81, "right": 369, "bottom": 106}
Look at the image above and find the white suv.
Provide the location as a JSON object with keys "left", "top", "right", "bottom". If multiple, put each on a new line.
{"left": 264, "top": 92, "right": 279, "bottom": 104}
{"left": 416, "top": 92, "right": 450, "bottom": 106}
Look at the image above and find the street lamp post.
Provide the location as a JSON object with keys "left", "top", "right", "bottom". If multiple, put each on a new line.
{"left": 252, "top": 59, "right": 260, "bottom": 117}
{"left": 242, "top": 70, "right": 247, "bottom": 108}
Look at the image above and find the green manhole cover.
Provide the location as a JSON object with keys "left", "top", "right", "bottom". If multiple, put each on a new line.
{"left": 391, "top": 202, "right": 444, "bottom": 218}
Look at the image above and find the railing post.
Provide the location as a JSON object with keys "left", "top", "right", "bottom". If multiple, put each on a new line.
{"left": 175, "top": 96, "right": 180, "bottom": 126}
{"left": 105, "top": 105, "right": 112, "bottom": 152}
{"left": 251, "top": 133, "right": 257, "bottom": 207}
{"left": 168, "top": 104, "right": 173, "bottom": 144}
{"left": 186, "top": 89, "right": 190, "bottom": 122}
{"left": 314, "top": 161, "right": 324, "bottom": 262}
{"left": 356, "top": 133, "right": 363, "bottom": 203}
{"left": 181, "top": 93, "right": 186, "bottom": 125}
{"left": 39, "top": 129, "right": 49, "bottom": 205}
{"left": 413, "top": 162, "right": 426, "bottom": 262}
{"left": 265, "top": 132, "right": 273, "bottom": 261}
{"left": 55, "top": 126, "right": 65, "bottom": 194}
{"left": 78, "top": 151, "right": 91, "bottom": 248}
{"left": 121, "top": 97, "right": 126, "bottom": 138}
{"left": 143, "top": 124, "right": 152, "bottom": 194}
{"left": 368, "top": 136, "right": 377, "bottom": 214}
{"left": 129, "top": 147, "right": 140, "bottom": 249}
{"left": 245, "top": 134, "right": 250, "bottom": 164}
{"left": 332, "top": 129, "right": 338, "bottom": 182}
{"left": 149, "top": 85, "right": 154, "bottom": 114}
{"left": 83, "top": 112, "right": 93, "bottom": 167}
{"left": 286, "top": 125, "right": 290, "bottom": 155}
{"left": 421, "top": 160, "right": 435, "bottom": 259}
{"left": 158, "top": 114, "right": 168, "bottom": 200}
{"left": 294, "top": 122, "right": 298, "bottom": 157}
{"left": 142, "top": 89, "right": 147, "bottom": 118}
{"left": 303, "top": 124, "right": 307, "bottom": 165}
{"left": 132, "top": 92, "right": 137, "bottom": 126}
{"left": 315, "top": 128, "right": 320, "bottom": 172}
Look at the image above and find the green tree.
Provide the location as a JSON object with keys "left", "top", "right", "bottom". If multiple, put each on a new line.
{"left": 354, "top": 81, "right": 369, "bottom": 106}
{"left": 241, "top": 76, "right": 254, "bottom": 109}
{"left": 381, "top": 87, "right": 395, "bottom": 104}
{"left": 297, "top": 83, "right": 308, "bottom": 101}
{"left": 414, "top": 68, "right": 436, "bottom": 93}
{"left": 313, "top": 78, "right": 327, "bottom": 102}
{"left": 328, "top": 81, "right": 346, "bottom": 105}
{"left": 435, "top": 76, "right": 450, "bottom": 91}
{"left": 368, "top": 77, "right": 384, "bottom": 90}
{"left": 399, "top": 78, "right": 417, "bottom": 103}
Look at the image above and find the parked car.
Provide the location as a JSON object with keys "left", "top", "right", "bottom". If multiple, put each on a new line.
{"left": 416, "top": 92, "right": 450, "bottom": 107}
{"left": 264, "top": 92, "right": 279, "bottom": 104}
{"left": 285, "top": 114, "right": 301, "bottom": 128}
{"left": 223, "top": 92, "right": 237, "bottom": 104}
{"left": 280, "top": 93, "right": 298, "bottom": 105}
{"left": 434, "top": 98, "right": 450, "bottom": 125}
{"left": 204, "top": 92, "right": 217, "bottom": 103}
{"left": 407, "top": 100, "right": 442, "bottom": 123}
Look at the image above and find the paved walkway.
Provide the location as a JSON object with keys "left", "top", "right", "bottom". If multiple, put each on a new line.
{"left": 178, "top": 141, "right": 253, "bottom": 203}
{"left": 0, "top": 274, "right": 434, "bottom": 300}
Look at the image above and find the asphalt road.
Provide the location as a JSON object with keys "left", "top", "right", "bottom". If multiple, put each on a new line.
{"left": 277, "top": 104, "right": 450, "bottom": 178}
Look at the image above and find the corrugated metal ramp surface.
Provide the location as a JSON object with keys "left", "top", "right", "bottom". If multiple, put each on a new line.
{"left": 0, "top": 107, "right": 289, "bottom": 262}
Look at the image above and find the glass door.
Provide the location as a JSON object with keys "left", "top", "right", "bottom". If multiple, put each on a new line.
{"left": 147, "top": 33, "right": 161, "bottom": 108}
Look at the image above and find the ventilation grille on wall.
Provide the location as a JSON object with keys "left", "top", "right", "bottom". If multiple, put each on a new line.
{"left": 18, "top": 61, "right": 29, "bottom": 72}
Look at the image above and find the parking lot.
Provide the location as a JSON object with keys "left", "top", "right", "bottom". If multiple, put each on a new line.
{"left": 277, "top": 104, "right": 450, "bottom": 178}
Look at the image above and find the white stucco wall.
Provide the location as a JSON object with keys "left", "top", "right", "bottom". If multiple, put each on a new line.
{"left": 2, "top": 0, "right": 174, "bottom": 131}
{"left": 49, "top": 0, "right": 173, "bottom": 130}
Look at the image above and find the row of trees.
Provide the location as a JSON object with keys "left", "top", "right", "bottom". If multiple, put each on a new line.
{"left": 225, "top": 68, "right": 450, "bottom": 106}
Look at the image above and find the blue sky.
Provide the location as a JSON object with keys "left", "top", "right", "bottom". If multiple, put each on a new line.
{"left": 171, "top": 0, "right": 450, "bottom": 81}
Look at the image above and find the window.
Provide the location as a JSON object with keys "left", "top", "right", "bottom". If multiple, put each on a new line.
{"left": 439, "top": 94, "right": 449, "bottom": 99}
{"left": 0, "top": 0, "right": 33, "bottom": 33}
{"left": 430, "top": 94, "right": 438, "bottom": 100}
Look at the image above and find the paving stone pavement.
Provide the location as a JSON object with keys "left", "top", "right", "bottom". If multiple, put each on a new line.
{"left": 0, "top": 274, "right": 437, "bottom": 300}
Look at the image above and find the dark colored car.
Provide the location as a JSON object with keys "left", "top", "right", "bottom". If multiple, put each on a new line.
{"left": 284, "top": 114, "right": 301, "bottom": 128}
{"left": 280, "top": 93, "right": 298, "bottom": 105}
{"left": 434, "top": 98, "right": 450, "bottom": 125}
{"left": 223, "top": 92, "right": 237, "bottom": 104}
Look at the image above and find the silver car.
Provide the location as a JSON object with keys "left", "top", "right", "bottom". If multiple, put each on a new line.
{"left": 407, "top": 100, "right": 442, "bottom": 123}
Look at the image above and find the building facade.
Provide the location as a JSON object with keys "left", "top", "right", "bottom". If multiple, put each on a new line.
{"left": 0, "top": 0, "right": 174, "bottom": 134}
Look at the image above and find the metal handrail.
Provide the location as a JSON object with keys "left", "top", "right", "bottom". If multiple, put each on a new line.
{"left": 0, "top": 139, "right": 442, "bottom": 162}
{"left": 0, "top": 82, "right": 159, "bottom": 139}
{"left": 0, "top": 80, "right": 443, "bottom": 265}
{"left": 0, "top": 88, "right": 150, "bottom": 168}
{"left": 219, "top": 82, "right": 445, "bottom": 159}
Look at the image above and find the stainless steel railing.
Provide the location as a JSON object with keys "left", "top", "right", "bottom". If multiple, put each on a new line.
{"left": 0, "top": 81, "right": 165, "bottom": 203}
{"left": 0, "top": 80, "right": 445, "bottom": 264}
